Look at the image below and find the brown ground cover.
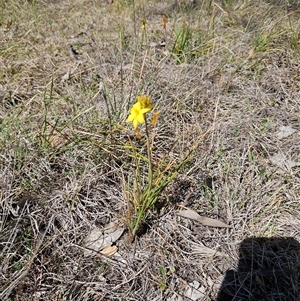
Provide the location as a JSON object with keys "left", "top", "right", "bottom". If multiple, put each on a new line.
{"left": 1, "top": 0, "right": 300, "bottom": 300}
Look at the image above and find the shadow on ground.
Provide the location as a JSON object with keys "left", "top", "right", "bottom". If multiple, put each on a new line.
{"left": 216, "top": 237, "right": 300, "bottom": 301}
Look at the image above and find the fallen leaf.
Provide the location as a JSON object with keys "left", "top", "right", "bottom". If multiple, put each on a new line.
{"left": 167, "top": 293, "right": 183, "bottom": 301}
{"left": 276, "top": 126, "right": 297, "bottom": 139}
{"left": 83, "top": 222, "right": 124, "bottom": 256}
{"left": 270, "top": 153, "right": 300, "bottom": 170}
{"left": 177, "top": 208, "right": 231, "bottom": 228}
{"left": 149, "top": 41, "right": 166, "bottom": 48}
{"left": 100, "top": 245, "right": 118, "bottom": 256}
{"left": 184, "top": 281, "right": 205, "bottom": 300}
{"left": 61, "top": 70, "right": 71, "bottom": 81}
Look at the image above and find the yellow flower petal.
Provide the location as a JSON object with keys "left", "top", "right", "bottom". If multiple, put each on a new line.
{"left": 140, "top": 108, "right": 151, "bottom": 114}
{"left": 126, "top": 114, "right": 134, "bottom": 122}
{"left": 135, "top": 128, "right": 142, "bottom": 139}
{"left": 132, "top": 102, "right": 142, "bottom": 110}
{"left": 133, "top": 118, "right": 139, "bottom": 129}
{"left": 137, "top": 114, "right": 145, "bottom": 124}
{"left": 126, "top": 96, "right": 152, "bottom": 129}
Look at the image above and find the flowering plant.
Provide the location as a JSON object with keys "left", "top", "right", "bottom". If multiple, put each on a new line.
{"left": 125, "top": 95, "right": 198, "bottom": 240}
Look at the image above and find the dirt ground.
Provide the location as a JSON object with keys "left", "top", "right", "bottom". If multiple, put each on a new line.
{"left": 1, "top": 0, "right": 300, "bottom": 300}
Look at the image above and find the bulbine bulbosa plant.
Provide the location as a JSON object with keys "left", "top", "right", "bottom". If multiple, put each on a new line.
{"left": 125, "top": 95, "right": 205, "bottom": 240}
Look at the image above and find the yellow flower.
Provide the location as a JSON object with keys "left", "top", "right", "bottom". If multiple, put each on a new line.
{"left": 141, "top": 19, "right": 146, "bottom": 30}
{"left": 126, "top": 98, "right": 152, "bottom": 129}
{"left": 137, "top": 95, "right": 152, "bottom": 110}
{"left": 162, "top": 14, "right": 167, "bottom": 29}
{"left": 151, "top": 111, "right": 159, "bottom": 126}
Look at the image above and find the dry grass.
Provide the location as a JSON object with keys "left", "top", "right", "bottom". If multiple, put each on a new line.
{"left": 1, "top": 0, "right": 300, "bottom": 300}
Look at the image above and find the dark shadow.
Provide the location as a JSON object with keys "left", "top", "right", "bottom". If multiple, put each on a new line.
{"left": 216, "top": 237, "right": 300, "bottom": 301}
